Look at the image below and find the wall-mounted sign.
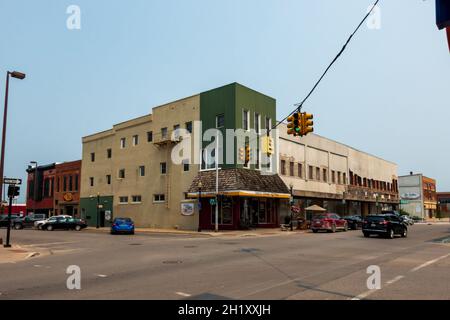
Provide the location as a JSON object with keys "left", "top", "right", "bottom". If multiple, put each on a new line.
{"left": 63, "top": 193, "right": 74, "bottom": 202}
{"left": 181, "top": 203, "right": 195, "bottom": 216}
{"left": 401, "top": 193, "right": 421, "bottom": 200}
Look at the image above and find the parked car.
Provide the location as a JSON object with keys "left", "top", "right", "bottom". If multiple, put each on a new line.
{"left": 13, "top": 214, "right": 46, "bottom": 230}
{"left": 401, "top": 215, "right": 415, "bottom": 226}
{"left": 34, "top": 215, "right": 72, "bottom": 230}
{"left": 311, "top": 213, "right": 348, "bottom": 233}
{"left": 362, "top": 214, "right": 408, "bottom": 239}
{"left": 0, "top": 214, "right": 20, "bottom": 228}
{"left": 41, "top": 217, "right": 87, "bottom": 231}
{"left": 344, "top": 215, "right": 363, "bottom": 230}
{"left": 111, "top": 217, "right": 135, "bottom": 235}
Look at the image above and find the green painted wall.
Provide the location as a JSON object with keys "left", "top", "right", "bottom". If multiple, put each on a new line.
{"left": 80, "top": 196, "right": 114, "bottom": 227}
{"left": 200, "top": 83, "right": 276, "bottom": 169}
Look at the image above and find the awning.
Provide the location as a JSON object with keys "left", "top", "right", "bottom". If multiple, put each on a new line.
{"left": 305, "top": 205, "right": 326, "bottom": 212}
{"left": 187, "top": 190, "right": 290, "bottom": 199}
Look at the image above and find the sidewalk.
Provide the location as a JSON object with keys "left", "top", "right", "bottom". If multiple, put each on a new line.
{"left": 85, "top": 227, "right": 305, "bottom": 238}
{"left": 0, "top": 244, "right": 41, "bottom": 264}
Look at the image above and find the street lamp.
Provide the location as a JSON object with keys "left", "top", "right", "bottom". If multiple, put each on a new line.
{"left": 197, "top": 181, "right": 202, "bottom": 232}
{"left": 96, "top": 193, "right": 100, "bottom": 229}
{"left": 289, "top": 183, "right": 294, "bottom": 231}
{"left": 0, "top": 71, "right": 26, "bottom": 205}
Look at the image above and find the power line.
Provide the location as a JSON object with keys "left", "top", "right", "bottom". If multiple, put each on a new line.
{"left": 273, "top": 0, "right": 381, "bottom": 131}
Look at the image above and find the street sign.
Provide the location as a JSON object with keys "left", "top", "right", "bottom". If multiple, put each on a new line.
{"left": 209, "top": 198, "right": 216, "bottom": 206}
{"left": 3, "top": 178, "right": 22, "bottom": 185}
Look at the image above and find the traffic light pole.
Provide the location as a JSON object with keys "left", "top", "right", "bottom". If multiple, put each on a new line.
{"left": 4, "top": 185, "right": 14, "bottom": 248}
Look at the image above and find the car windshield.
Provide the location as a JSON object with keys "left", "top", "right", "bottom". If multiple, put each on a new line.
{"left": 115, "top": 218, "right": 132, "bottom": 224}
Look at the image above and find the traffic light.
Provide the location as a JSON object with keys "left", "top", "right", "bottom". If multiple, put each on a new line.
{"left": 301, "top": 113, "right": 314, "bottom": 136}
{"left": 287, "top": 113, "right": 301, "bottom": 136}
{"left": 239, "top": 147, "right": 245, "bottom": 162}
{"left": 261, "top": 136, "right": 274, "bottom": 155}
{"left": 245, "top": 145, "right": 251, "bottom": 164}
{"left": 7, "top": 185, "right": 20, "bottom": 198}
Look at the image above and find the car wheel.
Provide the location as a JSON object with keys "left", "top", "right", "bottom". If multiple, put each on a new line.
{"left": 46, "top": 225, "right": 53, "bottom": 231}
{"left": 363, "top": 232, "right": 370, "bottom": 238}
{"left": 75, "top": 225, "right": 82, "bottom": 231}
{"left": 401, "top": 228, "right": 408, "bottom": 238}
{"left": 387, "top": 229, "right": 394, "bottom": 239}
{"left": 14, "top": 224, "right": 22, "bottom": 230}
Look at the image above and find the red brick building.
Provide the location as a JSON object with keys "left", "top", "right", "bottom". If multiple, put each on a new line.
{"left": 26, "top": 160, "right": 81, "bottom": 217}
{"left": 437, "top": 192, "right": 450, "bottom": 219}
{"left": 54, "top": 160, "right": 81, "bottom": 217}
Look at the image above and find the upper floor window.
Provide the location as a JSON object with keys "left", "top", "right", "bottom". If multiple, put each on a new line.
{"left": 186, "top": 121, "right": 193, "bottom": 133}
{"left": 160, "top": 162, "right": 167, "bottom": 174}
{"left": 183, "top": 159, "right": 190, "bottom": 172}
{"left": 120, "top": 138, "right": 126, "bottom": 149}
{"left": 216, "top": 114, "right": 225, "bottom": 128}
{"left": 173, "top": 124, "right": 180, "bottom": 139}
{"left": 132, "top": 135, "right": 139, "bottom": 146}
{"left": 309, "top": 166, "right": 314, "bottom": 180}
{"left": 289, "top": 162, "right": 294, "bottom": 176}
{"left": 132, "top": 195, "right": 142, "bottom": 203}
{"left": 69, "top": 175, "right": 73, "bottom": 191}
{"left": 107, "top": 148, "right": 112, "bottom": 159}
{"left": 331, "top": 171, "right": 336, "bottom": 183}
{"left": 243, "top": 110, "right": 249, "bottom": 131}
{"left": 118, "top": 169, "right": 125, "bottom": 179}
{"left": 119, "top": 196, "right": 128, "bottom": 204}
{"left": 89, "top": 177, "right": 94, "bottom": 187}
{"left": 298, "top": 163, "right": 303, "bottom": 178}
{"left": 161, "top": 127, "right": 168, "bottom": 139}
{"left": 147, "top": 131, "right": 153, "bottom": 142}
{"left": 316, "top": 167, "right": 320, "bottom": 181}
{"left": 90, "top": 152, "right": 95, "bottom": 162}
{"left": 337, "top": 172, "right": 342, "bottom": 184}
{"left": 106, "top": 174, "right": 111, "bottom": 185}
{"left": 255, "top": 113, "right": 260, "bottom": 134}
{"left": 281, "top": 160, "right": 286, "bottom": 175}
{"left": 323, "top": 169, "right": 328, "bottom": 182}
{"left": 139, "top": 166, "right": 145, "bottom": 177}
{"left": 343, "top": 173, "right": 347, "bottom": 185}
{"left": 63, "top": 176, "right": 67, "bottom": 191}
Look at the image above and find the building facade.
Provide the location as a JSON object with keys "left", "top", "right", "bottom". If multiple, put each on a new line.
{"left": 278, "top": 126, "right": 399, "bottom": 220}
{"left": 437, "top": 192, "right": 450, "bottom": 219}
{"left": 399, "top": 173, "right": 437, "bottom": 220}
{"left": 54, "top": 160, "right": 82, "bottom": 217}
{"left": 26, "top": 163, "right": 56, "bottom": 216}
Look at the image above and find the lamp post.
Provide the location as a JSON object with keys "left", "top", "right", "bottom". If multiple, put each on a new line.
{"left": 30, "top": 161, "right": 38, "bottom": 214}
{"left": 0, "top": 71, "right": 26, "bottom": 205}
{"left": 197, "top": 181, "right": 202, "bottom": 232}
{"left": 96, "top": 192, "right": 100, "bottom": 229}
{"left": 289, "top": 183, "right": 294, "bottom": 231}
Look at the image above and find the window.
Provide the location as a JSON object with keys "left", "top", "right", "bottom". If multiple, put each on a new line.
{"left": 173, "top": 124, "right": 180, "bottom": 139}
{"left": 69, "top": 175, "right": 73, "bottom": 191}
{"left": 255, "top": 113, "right": 260, "bottom": 134}
{"left": 132, "top": 195, "right": 142, "bottom": 203}
{"left": 338, "top": 172, "right": 342, "bottom": 184}
{"left": 343, "top": 173, "right": 347, "bottom": 185}
{"left": 331, "top": 171, "right": 336, "bottom": 183}
{"left": 160, "top": 162, "right": 167, "bottom": 174}
{"left": 139, "top": 166, "right": 145, "bottom": 177}
{"left": 107, "top": 148, "right": 112, "bottom": 159}
{"left": 316, "top": 167, "right": 320, "bottom": 181}
{"left": 63, "top": 176, "right": 67, "bottom": 191}
{"left": 106, "top": 174, "right": 111, "bottom": 185}
{"left": 289, "top": 162, "right": 294, "bottom": 176}
{"left": 56, "top": 177, "right": 60, "bottom": 192}
{"left": 147, "top": 131, "right": 153, "bottom": 142}
{"left": 154, "top": 194, "right": 165, "bottom": 202}
{"left": 89, "top": 177, "right": 94, "bottom": 187}
{"left": 322, "top": 169, "right": 328, "bottom": 182}
{"left": 90, "top": 152, "right": 95, "bottom": 162}
{"left": 298, "top": 163, "right": 303, "bottom": 178}
{"left": 281, "top": 160, "right": 286, "bottom": 175}
{"left": 118, "top": 169, "right": 125, "bottom": 179}
{"left": 309, "top": 166, "right": 314, "bottom": 180}
{"left": 243, "top": 110, "right": 249, "bottom": 131}
{"left": 186, "top": 121, "right": 193, "bottom": 133}
{"left": 120, "top": 138, "right": 126, "bottom": 149}
{"left": 132, "top": 135, "right": 139, "bottom": 146}
{"left": 119, "top": 196, "right": 128, "bottom": 204}
{"left": 161, "top": 127, "right": 168, "bottom": 139}
{"left": 183, "top": 159, "right": 190, "bottom": 172}
{"left": 216, "top": 114, "right": 225, "bottom": 128}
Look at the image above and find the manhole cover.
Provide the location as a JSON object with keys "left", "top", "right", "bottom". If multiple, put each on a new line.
{"left": 240, "top": 248, "right": 260, "bottom": 253}
{"left": 129, "top": 243, "right": 142, "bottom": 246}
{"left": 163, "top": 260, "right": 183, "bottom": 264}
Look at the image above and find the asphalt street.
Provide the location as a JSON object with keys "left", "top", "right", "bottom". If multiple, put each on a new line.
{"left": 0, "top": 224, "right": 449, "bottom": 300}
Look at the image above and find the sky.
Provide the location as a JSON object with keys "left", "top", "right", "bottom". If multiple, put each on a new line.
{"left": 0, "top": 0, "right": 449, "bottom": 203}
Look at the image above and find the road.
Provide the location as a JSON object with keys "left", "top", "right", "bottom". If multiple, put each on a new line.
{"left": 0, "top": 224, "right": 449, "bottom": 300}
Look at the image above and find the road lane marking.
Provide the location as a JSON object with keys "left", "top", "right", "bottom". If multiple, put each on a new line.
{"left": 410, "top": 253, "right": 450, "bottom": 272}
{"left": 386, "top": 275, "right": 404, "bottom": 285}
{"left": 24, "top": 241, "right": 76, "bottom": 247}
{"left": 96, "top": 274, "right": 108, "bottom": 278}
{"left": 176, "top": 291, "right": 191, "bottom": 297}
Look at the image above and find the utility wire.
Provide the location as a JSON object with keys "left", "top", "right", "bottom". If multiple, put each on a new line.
{"left": 272, "top": 0, "right": 380, "bottom": 130}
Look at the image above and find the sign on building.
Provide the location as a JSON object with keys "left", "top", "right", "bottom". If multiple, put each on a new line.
{"left": 181, "top": 203, "right": 195, "bottom": 216}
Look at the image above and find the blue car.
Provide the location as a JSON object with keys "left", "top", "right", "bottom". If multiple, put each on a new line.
{"left": 111, "top": 217, "right": 135, "bottom": 235}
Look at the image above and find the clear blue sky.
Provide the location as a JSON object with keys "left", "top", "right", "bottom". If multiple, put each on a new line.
{"left": 0, "top": 0, "right": 449, "bottom": 202}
